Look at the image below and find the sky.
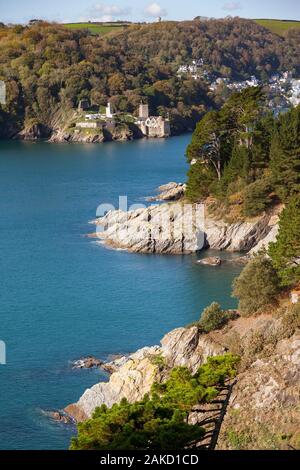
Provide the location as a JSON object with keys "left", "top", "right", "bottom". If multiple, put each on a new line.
{"left": 0, "top": 0, "right": 300, "bottom": 24}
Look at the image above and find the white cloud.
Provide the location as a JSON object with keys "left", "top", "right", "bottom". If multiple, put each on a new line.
{"left": 144, "top": 2, "right": 167, "bottom": 18}
{"left": 86, "top": 3, "right": 131, "bottom": 22}
{"left": 223, "top": 2, "right": 242, "bottom": 11}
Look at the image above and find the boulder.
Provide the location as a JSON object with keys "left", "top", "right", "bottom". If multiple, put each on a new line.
{"left": 47, "top": 410, "right": 74, "bottom": 424}
{"left": 147, "top": 182, "right": 186, "bottom": 202}
{"left": 197, "top": 256, "right": 221, "bottom": 266}
{"left": 72, "top": 356, "right": 103, "bottom": 369}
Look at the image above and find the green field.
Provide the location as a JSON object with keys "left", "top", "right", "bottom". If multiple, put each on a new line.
{"left": 63, "top": 23, "right": 127, "bottom": 35}
{"left": 255, "top": 19, "right": 300, "bottom": 36}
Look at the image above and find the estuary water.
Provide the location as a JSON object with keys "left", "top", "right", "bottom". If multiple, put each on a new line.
{"left": 0, "top": 136, "right": 241, "bottom": 449}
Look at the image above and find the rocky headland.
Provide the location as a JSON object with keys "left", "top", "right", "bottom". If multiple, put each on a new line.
{"left": 64, "top": 309, "right": 300, "bottom": 450}
{"left": 92, "top": 190, "right": 281, "bottom": 255}
{"left": 49, "top": 122, "right": 143, "bottom": 144}
{"left": 10, "top": 109, "right": 144, "bottom": 144}
{"left": 63, "top": 184, "right": 296, "bottom": 449}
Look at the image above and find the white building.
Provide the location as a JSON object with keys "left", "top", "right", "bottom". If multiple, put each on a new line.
{"left": 76, "top": 121, "right": 104, "bottom": 129}
{"left": 106, "top": 102, "right": 114, "bottom": 118}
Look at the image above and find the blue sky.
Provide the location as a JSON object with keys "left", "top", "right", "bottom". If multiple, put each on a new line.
{"left": 1, "top": 0, "right": 300, "bottom": 24}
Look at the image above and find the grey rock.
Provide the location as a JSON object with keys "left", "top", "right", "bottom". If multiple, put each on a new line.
{"left": 93, "top": 201, "right": 279, "bottom": 255}
{"left": 72, "top": 356, "right": 103, "bottom": 369}
{"left": 64, "top": 328, "right": 225, "bottom": 421}
{"left": 197, "top": 256, "right": 221, "bottom": 266}
{"left": 147, "top": 182, "right": 186, "bottom": 202}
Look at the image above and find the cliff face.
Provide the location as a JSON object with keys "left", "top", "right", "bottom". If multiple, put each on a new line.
{"left": 65, "top": 327, "right": 226, "bottom": 422}
{"left": 13, "top": 123, "right": 52, "bottom": 141}
{"left": 93, "top": 202, "right": 280, "bottom": 254}
{"left": 65, "top": 312, "right": 300, "bottom": 450}
{"left": 218, "top": 334, "right": 300, "bottom": 450}
{"left": 49, "top": 122, "right": 142, "bottom": 144}
{"left": 9, "top": 106, "right": 144, "bottom": 144}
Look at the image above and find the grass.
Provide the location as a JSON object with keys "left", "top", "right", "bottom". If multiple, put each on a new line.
{"left": 255, "top": 19, "right": 300, "bottom": 36}
{"left": 63, "top": 23, "right": 127, "bottom": 35}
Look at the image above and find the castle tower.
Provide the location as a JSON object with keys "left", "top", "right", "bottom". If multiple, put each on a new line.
{"left": 139, "top": 103, "right": 149, "bottom": 120}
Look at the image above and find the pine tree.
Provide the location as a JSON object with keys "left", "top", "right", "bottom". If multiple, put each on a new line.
{"left": 186, "top": 111, "right": 229, "bottom": 180}
{"left": 269, "top": 196, "right": 300, "bottom": 287}
{"left": 220, "top": 143, "right": 251, "bottom": 194}
{"left": 185, "top": 162, "right": 215, "bottom": 202}
{"left": 250, "top": 112, "right": 275, "bottom": 177}
{"left": 270, "top": 106, "right": 300, "bottom": 201}
{"left": 222, "top": 87, "right": 265, "bottom": 148}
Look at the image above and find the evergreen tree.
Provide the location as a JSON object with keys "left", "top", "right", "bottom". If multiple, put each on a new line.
{"left": 186, "top": 110, "right": 230, "bottom": 180}
{"left": 220, "top": 143, "right": 251, "bottom": 195}
{"left": 232, "top": 254, "right": 281, "bottom": 316}
{"left": 250, "top": 112, "right": 275, "bottom": 178}
{"left": 70, "top": 398, "right": 204, "bottom": 451}
{"left": 222, "top": 87, "right": 265, "bottom": 148}
{"left": 185, "top": 162, "right": 216, "bottom": 202}
{"left": 243, "top": 177, "right": 273, "bottom": 217}
{"left": 70, "top": 355, "right": 240, "bottom": 450}
{"left": 270, "top": 106, "right": 300, "bottom": 201}
{"left": 269, "top": 196, "right": 300, "bottom": 286}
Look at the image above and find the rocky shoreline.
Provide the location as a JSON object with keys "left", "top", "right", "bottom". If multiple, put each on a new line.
{"left": 58, "top": 183, "right": 295, "bottom": 449}
{"left": 62, "top": 313, "right": 300, "bottom": 450}
{"left": 12, "top": 121, "right": 144, "bottom": 144}
{"left": 92, "top": 185, "right": 280, "bottom": 255}
{"left": 64, "top": 327, "right": 225, "bottom": 422}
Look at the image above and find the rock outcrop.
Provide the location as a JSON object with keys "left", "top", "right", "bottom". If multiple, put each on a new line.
{"left": 249, "top": 214, "right": 280, "bottom": 255}
{"left": 14, "top": 123, "right": 51, "bottom": 140}
{"left": 65, "top": 327, "right": 225, "bottom": 421}
{"left": 65, "top": 346, "right": 160, "bottom": 421}
{"left": 49, "top": 123, "right": 142, "bottom": 144}
{"left": 218, "top": 334, "right": 300, "bottom": 450}
{"left": 93, "top": 202, "right": 279, "bottom": 254}
{"left": 72, "top": 356, "right": 103, "bottom": 369}
{"left": 64, "top": 311, "right": 300, "bottom": 449}
{"left": 197, "top": 257, "right": 222, "bottom": 266}
{"left": 49, "top": 129, "right": 105, "bottom": 144}
{"left": 147, "top": 182, "right": 186, "bottom": 202}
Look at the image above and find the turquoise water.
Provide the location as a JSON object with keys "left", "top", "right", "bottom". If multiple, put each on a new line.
{"left": 0, "top": 137, "right": 241, "bottom": 449}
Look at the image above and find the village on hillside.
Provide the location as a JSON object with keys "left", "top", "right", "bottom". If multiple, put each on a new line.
{"left": 74, "top": 61, "right": 300, "bottom": 139}
{"left": 177, "top": 59, "right": 300, "bottom": 115}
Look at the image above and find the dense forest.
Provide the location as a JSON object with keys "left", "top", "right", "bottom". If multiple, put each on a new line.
{"left": 186, "top": 88, "right": 300, "bottom": 218}
{"left": 0, "top": 18, "right": 300, "bottom": 137}
{"left": 186, "top": 88, "right": 300, "bottom": 288}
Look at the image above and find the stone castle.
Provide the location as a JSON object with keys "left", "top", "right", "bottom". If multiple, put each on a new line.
{"left": 136, "top": 104, "right": 171, "bottom": 138}
{"left": 76, "top": 101, "right": 170, "bottom": 138}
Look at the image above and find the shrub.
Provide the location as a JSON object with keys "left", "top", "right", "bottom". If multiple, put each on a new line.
{"left": 198, "top": 302, "right": 236, "bottom": 332}
{"left": 279, "top": 303, "right": 300, "bottom": 339}
{"left": 71, "top": 354, "right": 240, "bottom": 450}
{"left": 70, "top": 397, "right": 205, "bottom": 451}
{"left": 196, "top": 354, "right": 240, "bottom": 387}
{"left": 232, "top": 254, "right": 281, "bottom": 316}
{"left": 152, "top": 366, "right": 218, "bottom": 409}
{"left": 243, "top": 177, "right": 273, "bottom": 217}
